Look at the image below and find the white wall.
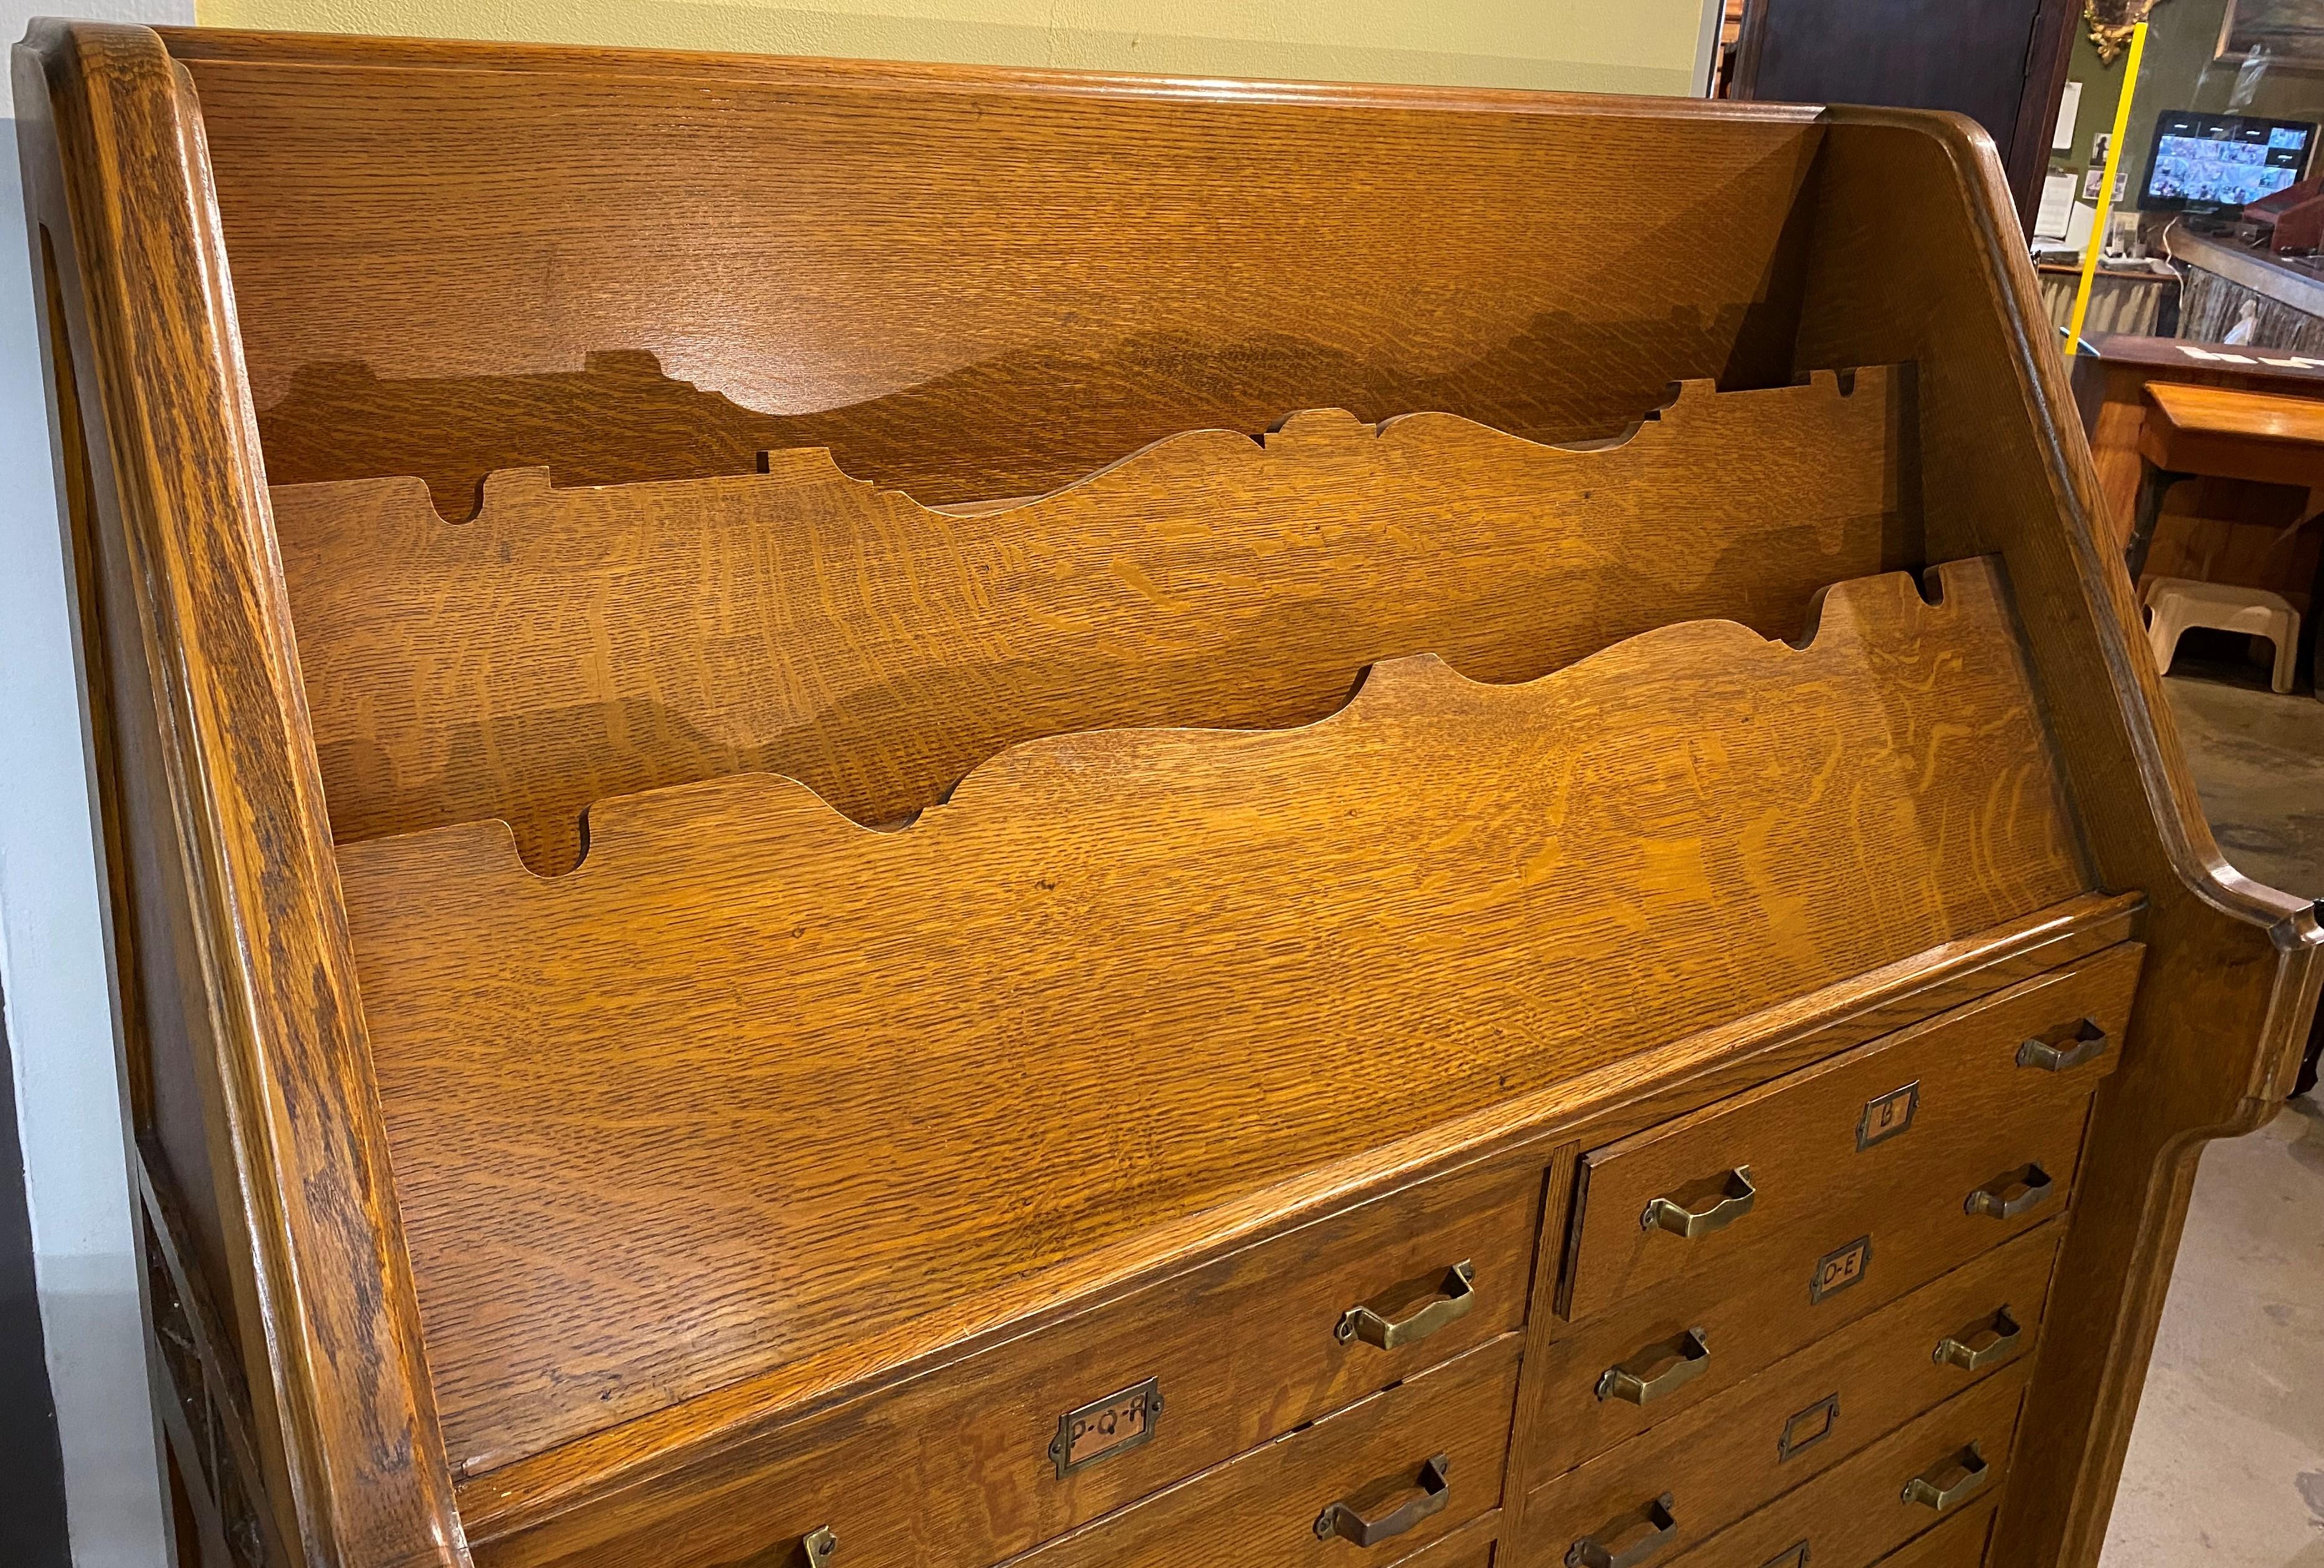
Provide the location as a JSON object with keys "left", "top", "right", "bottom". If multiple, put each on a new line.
{"left": 3, "top": 4, "right": 186, "bottom": 1565}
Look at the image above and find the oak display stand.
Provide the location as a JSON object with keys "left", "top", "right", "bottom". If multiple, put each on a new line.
{"left": 16, "top": 23, "right": 2321, "bottom": 1568}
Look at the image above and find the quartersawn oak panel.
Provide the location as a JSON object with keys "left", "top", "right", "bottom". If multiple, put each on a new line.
{"left": 997, "top": 1335, "right": 1520, "bottom": 1568}
{"left": 172, "top": 43, "right": 1829, "bottom": 508}
{"left": 1527, "top": 1223, "right": 2063, "bottom": 1564}
{"left": 1524, "top": 946, "right": 2133, "bottom": 1487}
{"left": 469, "top": 1160, "right": 1539, "bottom": 1568}
{"left": 1560, "top": 942, "right": 2136, "bottom": 1320}
{"left": 337, "top": 559, "right": 2089, "bottom": 1474}
{"left": 1620, "top": 1365, "right": 2031, "bottom": 1568}
{"left": 276, "top": 370, "right": 1912, "bottom": 874}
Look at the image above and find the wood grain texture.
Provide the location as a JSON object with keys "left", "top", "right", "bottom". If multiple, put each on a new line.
{"left": 31, "top": 27, "right": 2304, "bottom": 1568}
{"left": 1561, "top": 942, "right": 2135, "bottom": 1320}
{"left": 14, "top": 21, "right": 464, "bottom": 1567}
{"left": 466, "top": 1161, "right": 1539, "bottom": 1568}
{"left": 163, "top": 33, "right": 1829, "bottom": 510}
{"left": 1545, "top": 1366, "right": 2030, "bottom": 1568}
{"left": 460, "top": 894, "right": 2134, "bottom": 1544}
{"left": 336, "top": 559, "right": 2088, "bottom": 1473}
{"left": 1787, "top": 109, "right": 2324, "bottom": 1568}
{"left": 1528, "top": 1224, "right": 2062, "bottom": 1566}
{"left": 1862, "top": 1498, "right": 2000, "bottom": 1568}
{"left": 2068, "top": 338, "right": 2324, "bottom": 550}
{"left": 1525, "top": 947, "right": 2132, "bottom": 1490}
{"left": 274, "top": 371, "right": 1912, "bottom": 873}
{"left": 2136, "top": 382, "right": 2324, "bottom": 492}
{"left": 2143, "top": 381, "right": 2324, "bottom": 446}
{"left": 994, "top": 1335, "right": 1519, "bottom": 1568}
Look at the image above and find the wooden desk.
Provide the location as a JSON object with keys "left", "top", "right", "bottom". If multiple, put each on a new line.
{"left": 2127, "top": 382, "right": 2324, "bottom": 579}
{"left": 2068, "top": 332, "right": 2324, "bottom": 552}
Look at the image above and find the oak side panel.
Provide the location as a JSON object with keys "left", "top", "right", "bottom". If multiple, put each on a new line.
{"left": 1789, "top": 112, "right": 2324, "bottom": 1568}
{"left": 275, "top": 371, "right": 1912, "bottom": 872}
{"left": 15, "top": 21, "right": 466, "bottom": 1567}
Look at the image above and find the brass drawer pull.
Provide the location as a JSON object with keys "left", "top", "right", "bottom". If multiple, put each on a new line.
{"left": 1567, "top": 1493, "right": 1679, "bottom": 1568}
{"left": 1641, "top": 1167, "right": 1755, "bottom": 1239}
{"left": 1900, "top": 1442, "right": 1989, "bottom": 1512}
{"left": 1933, "top": 1305, "right": 2023, "bottom": 1371}
{"left": 799, "top": 1526, "right": 837, "bottom": 1565}
{"left": 1314, "top": 1454, "right": 1451, "bottom": 1547}
{"left": 2016, "top": 1020, "right": 2109, "bottom": 1072}
{"left": 1335, "top": 1262, "right": 1477, "bottom": 1350}
{"left": 1963, "top": 1163, "right": 2054, "bottom": 1220}
{"left": 1596, "top": 1327, "right": 1710, "bottom": 1405}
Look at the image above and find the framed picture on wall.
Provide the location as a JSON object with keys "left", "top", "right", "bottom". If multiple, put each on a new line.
{"left": 2217, "top": 0, "right": 2324, "bottom": 66}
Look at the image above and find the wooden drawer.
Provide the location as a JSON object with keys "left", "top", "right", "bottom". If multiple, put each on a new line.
{"left": 1646, "top": 1365, "right": 2030, "bottom": 1568}
{"left": 1527, "top": 1184, "right": 2059, "bottom": 1488}
{"left": 1526, "top": 1223, "right": 2058, "bottom": 1558}
{"left": 1394, "top": 1512, "right": 1505, "bottom": 1568}
{"left": 1865, "top": 1500, "right": 1998, "bottom": 1568}
{"left": 1560, "top": 945, "right": 2137, "bottom": 1322}
{"left": 1005, "top": 1335, "right": 1522, "bottom": 1568}
{"left": 475, "top": 1161, "right": 1539, "bottom": 1567}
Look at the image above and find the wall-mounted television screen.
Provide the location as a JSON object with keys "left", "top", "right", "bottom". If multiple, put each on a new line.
{"left": 2141, "top": 111, "right": 2315, "bottom": 214}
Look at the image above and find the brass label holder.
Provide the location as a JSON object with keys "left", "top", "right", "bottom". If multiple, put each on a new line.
{"left": 1049, "top": 1377, "right": 1163, "bottom": 1479}
{"left": 1809, "top": 1235, "right": 1872, "bottom": 1303}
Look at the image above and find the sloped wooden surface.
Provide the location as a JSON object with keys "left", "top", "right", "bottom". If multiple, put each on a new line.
{"left": 336, "top": 558, "right": 2086, "bottom": 1473}
{"left": 278, "top": 369, "right": 1912, "bottom": 873}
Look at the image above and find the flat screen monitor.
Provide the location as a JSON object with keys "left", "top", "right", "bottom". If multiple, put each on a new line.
{"left": 2141, "top": 111, "right": 2315, "bottom": 215}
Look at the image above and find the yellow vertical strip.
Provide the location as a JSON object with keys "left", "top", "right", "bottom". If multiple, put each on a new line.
{"left": 2064, "top": 21, "right": 2149, "bottom": 357}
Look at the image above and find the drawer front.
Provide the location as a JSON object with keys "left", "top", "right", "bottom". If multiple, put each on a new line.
{"left": 1009, "top": 1335, "right": 1521, "bottom": 1568}
{"left": 1864, "top": 1501, "right": 1998, "bottom": 1568}
{"left": 1527, "top": 1185, "right": 2059, "bottom": 1487}
{"left": 477, "top": 1161, "right": 1540, "bottom": 1568}
{"left": 1649, "top": 1366, "right": 2030, "bottom": 1568}
{"left": 1562, "top": 945, "right": 2137, "bottom": 1321}
{"left": 1525, "top": 1224, "right": 2058, "bottom": 1557}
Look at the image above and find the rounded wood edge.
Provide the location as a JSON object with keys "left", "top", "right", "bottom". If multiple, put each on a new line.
{"left": 152, "top": 21, "right": 1833, "bottom": 123}
{"left": 1824, "top": 103, "right": 2317, "bottom": 946}
{"left": 20, "top": 20, "right": 472, "bottom": 1566}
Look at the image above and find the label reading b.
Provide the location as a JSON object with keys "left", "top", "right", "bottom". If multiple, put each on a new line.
{"left": 1856, "top": 1081, "right": 1920, "bottom": 1150}
{"left": 1809, "top": 1235, "right": 1872, "bottom": 1303}
{"left": 1049, "top": 1378, "right": 1162, "bottom": 1478}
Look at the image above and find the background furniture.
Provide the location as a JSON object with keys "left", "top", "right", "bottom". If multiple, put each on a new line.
{"left": 2142, "top": 577, "right": 2303, "bottom": 691}
{"left": 2073, "top": 335, "right": 2324, "bottom": 663}
{"left": 1728, "top": 0, "right": 2080, "bottom": 235}
{"left": 2170, "top": 228, "right": 2324, "bottom": 356}
{"left": 2125, "top": 382, "right": 2324, "bottom": 606}
{"left": 20, "top": 24, "right": 2322, "bottom": 1568}
{"left": 2038, "top": 262, "right": 2179, "bottom": 341}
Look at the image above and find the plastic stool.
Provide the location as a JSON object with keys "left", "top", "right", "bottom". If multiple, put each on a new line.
{"left": 2142, "top": 576, "right": 2301, "bottom": 693}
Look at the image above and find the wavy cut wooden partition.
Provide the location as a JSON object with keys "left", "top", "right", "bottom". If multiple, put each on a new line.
{"left": 343, "top": 560, "right": 2083, "bottom": 1471}
{"left": 278, "top": 371, "right": 1911, "bottom": 872}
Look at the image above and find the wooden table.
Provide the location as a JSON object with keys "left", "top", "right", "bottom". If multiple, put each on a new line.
{"left": 2126, "top": 382, "right": 2324, "bottom": 579}
{"left": 2068, "top": 332, "right": 2324, "bottom": 551}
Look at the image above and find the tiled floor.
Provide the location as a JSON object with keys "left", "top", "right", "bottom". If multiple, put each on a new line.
{"left": 2098, "top": 658, "right": 2324, "bottom": 1568}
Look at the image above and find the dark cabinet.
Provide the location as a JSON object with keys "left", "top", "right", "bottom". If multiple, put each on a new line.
{"left": 1733, "top": 0, "right": 2079, "bottom": 235}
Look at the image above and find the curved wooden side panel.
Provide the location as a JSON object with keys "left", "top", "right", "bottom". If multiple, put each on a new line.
{"left": 1790, "top": 112, "right": 2324, "bottom": 1568}
{"left": 337, "top": 558, "right": 2091, "bottom": 1477}
{"left": 13, "top": 21, "right": 467, "bottom": 1567}
{"left": 276, "top": 370, "right": 1913, "bottom": 874}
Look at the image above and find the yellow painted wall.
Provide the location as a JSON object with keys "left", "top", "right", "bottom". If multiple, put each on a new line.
{"left": 190, "top": 0, "right": 1716, "bottom": 97}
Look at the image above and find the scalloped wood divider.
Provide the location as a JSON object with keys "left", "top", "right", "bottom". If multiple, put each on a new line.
{"left": 336, "top": 558, "right": 2086, "bottom": 1473}
{"left": 276, "top": 368, "right": 1913, "bottom": 874}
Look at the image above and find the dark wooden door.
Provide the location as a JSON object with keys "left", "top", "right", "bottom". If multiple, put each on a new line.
{"left": 1733, "top": 0, "right": 2078, "bottom": 235}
